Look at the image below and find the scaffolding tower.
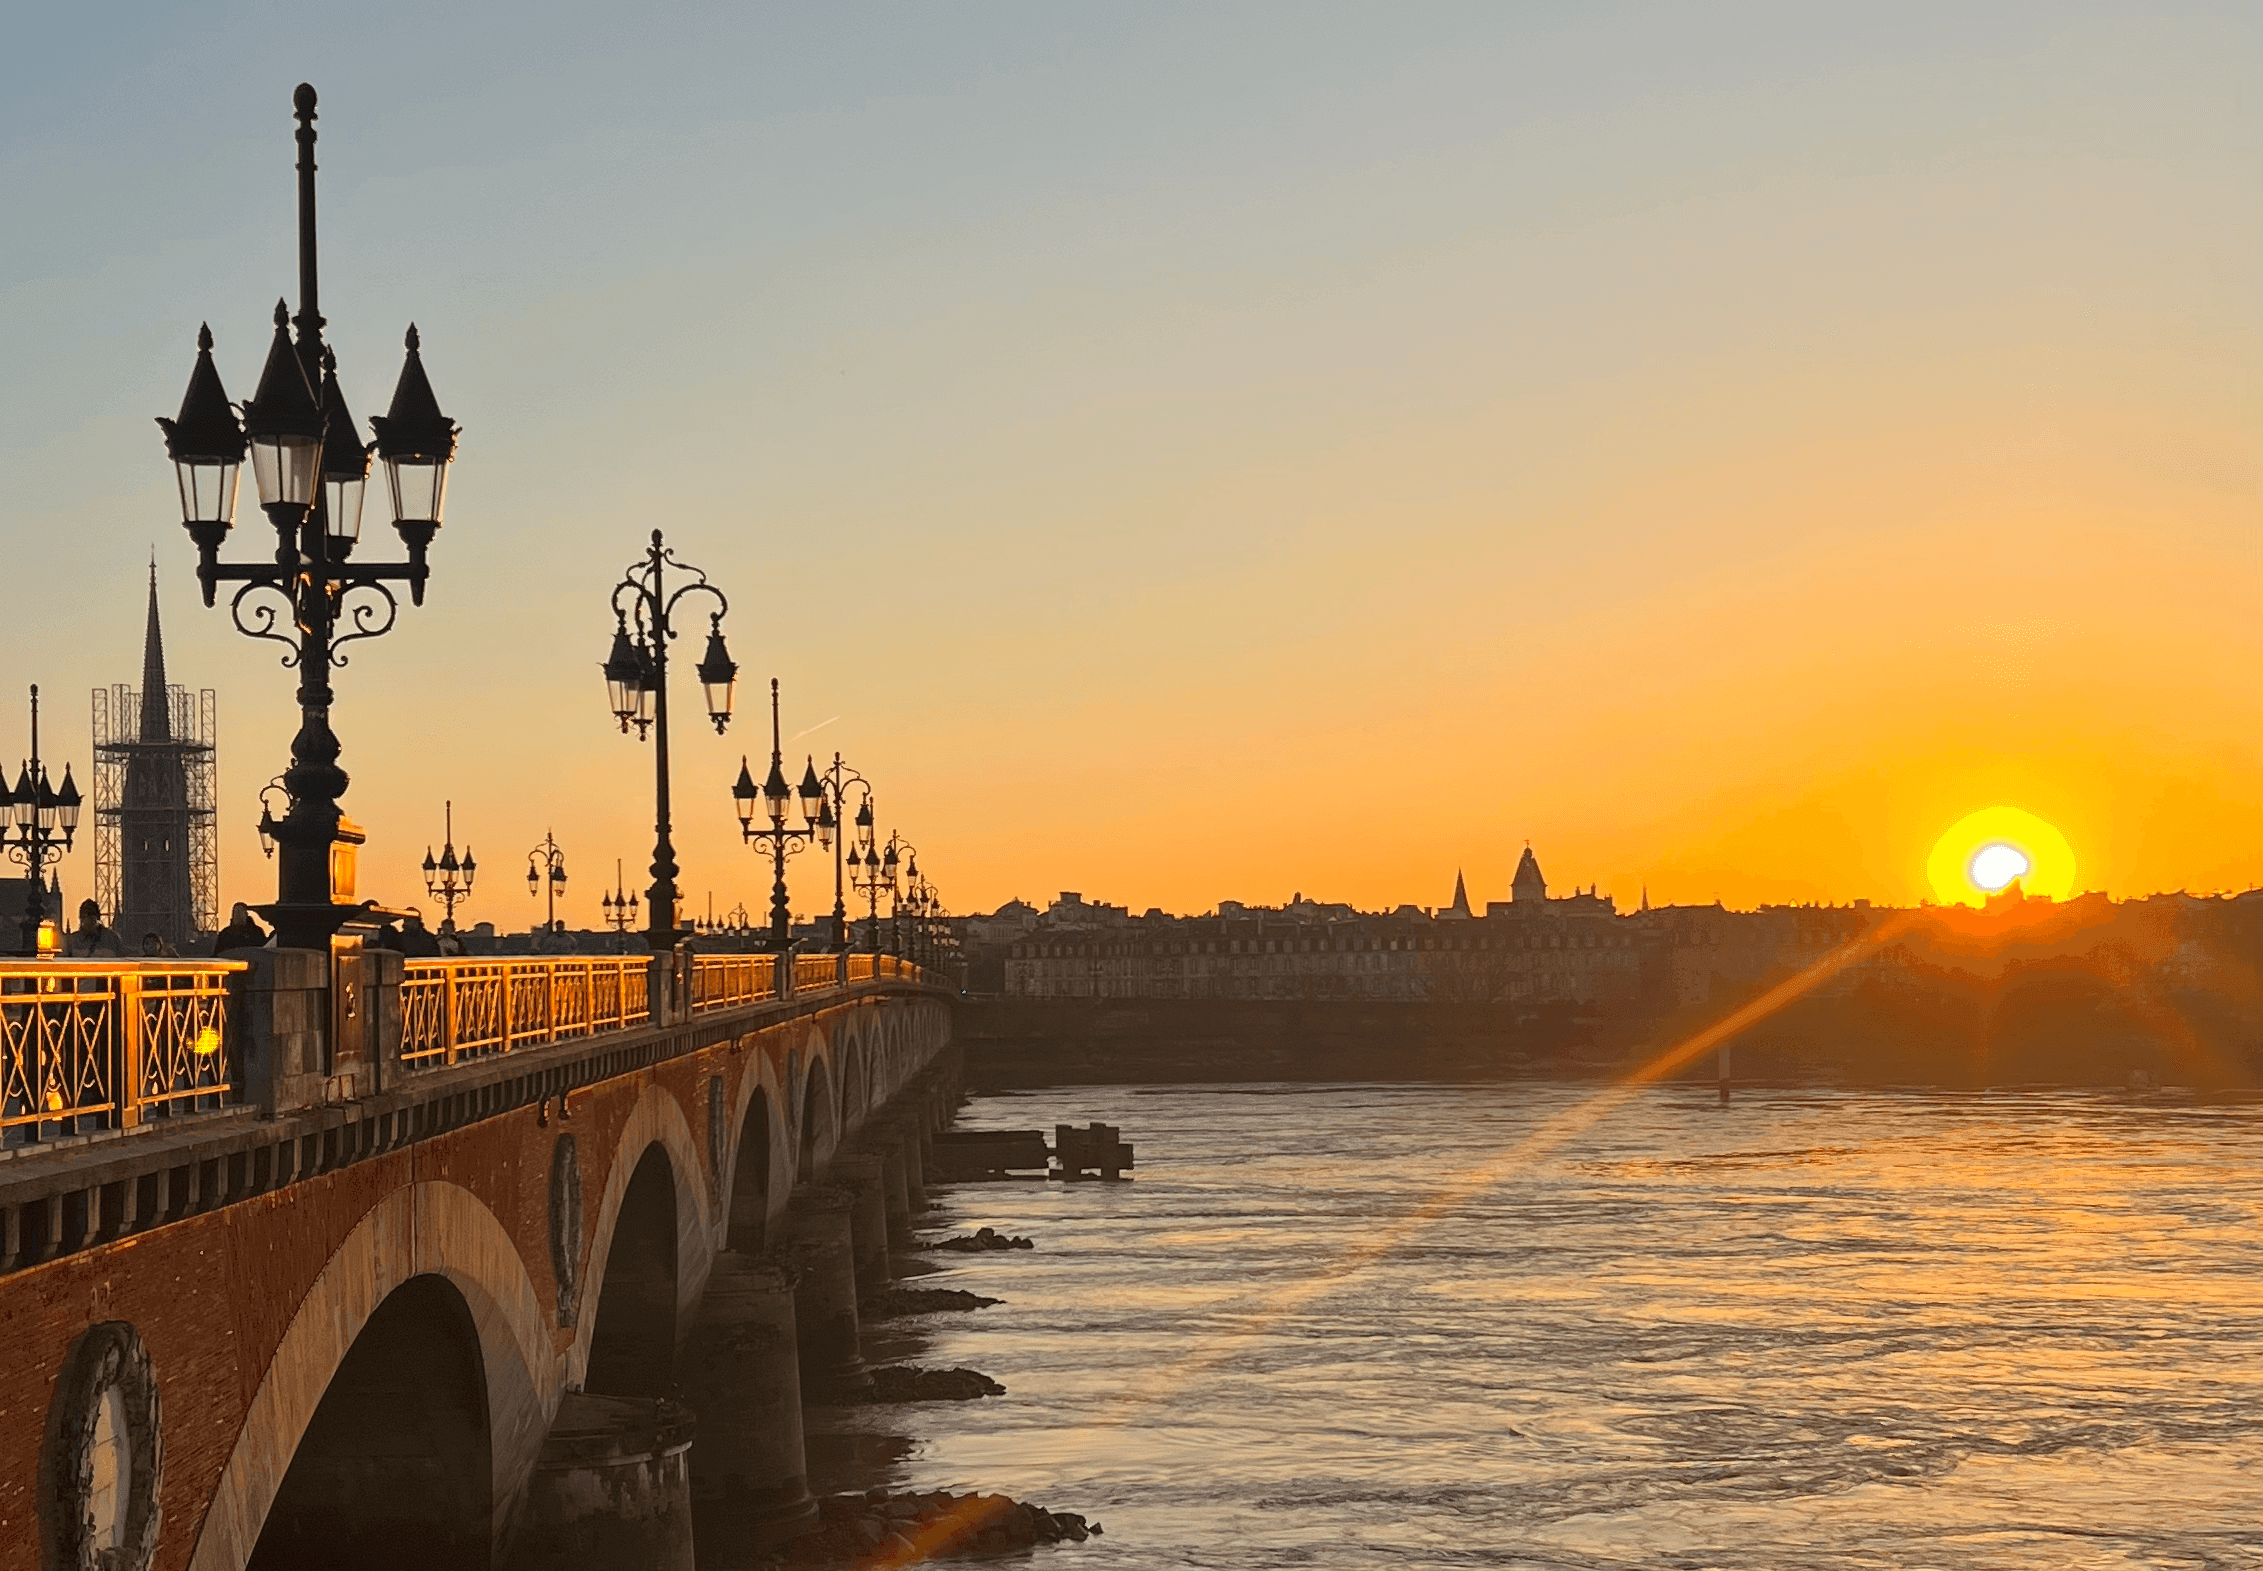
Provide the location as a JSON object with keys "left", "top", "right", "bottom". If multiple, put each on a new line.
{"left": 93, "top": 683, "right": 218, "bottom": 951}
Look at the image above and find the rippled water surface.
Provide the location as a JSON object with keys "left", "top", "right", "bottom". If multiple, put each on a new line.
{"left": 833, "top": 1084, "right": 2263, "bottom": 1568}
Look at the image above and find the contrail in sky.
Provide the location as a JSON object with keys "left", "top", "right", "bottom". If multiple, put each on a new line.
{"left": 790, "top": 716, "right": 839, "bottom": 743}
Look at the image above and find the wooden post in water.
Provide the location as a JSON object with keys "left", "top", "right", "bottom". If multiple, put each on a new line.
{"left": 1717, "top": 1042, "right": 1732, "bottom": 1105}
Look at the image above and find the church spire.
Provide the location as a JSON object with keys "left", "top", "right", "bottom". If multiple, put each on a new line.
{"left": 138, "top": 556, "right": 173, "bottom": 743}
{"left": 1511, "top": 844, "right": 1547, "bottom": 903}
{"left": 1446, "top": 869, "right": 1471, "bottom": 917}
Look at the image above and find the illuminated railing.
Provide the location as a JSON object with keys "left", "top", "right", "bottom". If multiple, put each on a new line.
{"left": 689, "top": 954, "right": 770, "bottom": 1014}
{"left": 398, "top": 952, "right": 933, "bottom": 1068}
{"left": 1, "top": 961, "right": 245, "bottom": 1141}
{"left": 400, "top": 957, "right": 651, "bottom": 1068}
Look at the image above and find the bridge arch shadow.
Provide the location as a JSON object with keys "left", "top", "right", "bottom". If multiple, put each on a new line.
{"left": 585, "top": 1143, "right": 679, "bottom": 1396}
{"left": 725, "top": 1082, "right": 773, "bottom": 1253}
{"left": 188, "top": 1181, "right": 551, "bottom": 1571}
{"left": 797, "top": 1055, "right": 835, "bottom": 1182}
{"left": 839, "top": 1032, "right": 868, "bottom": 1135}
{"left": 247, "top": 1273, "right": 491, "bottom": 1571}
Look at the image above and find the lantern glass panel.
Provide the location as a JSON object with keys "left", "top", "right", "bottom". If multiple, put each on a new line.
{"left": 324, "top": 474, "right": 366, "bottom": 543}
{"left": 701, "top": 671, "right": 735, "bottom": 724}
{"left": 249, "top": 434, "right": 320, "bottom": 508}
{"left": 175, "top": 460, "right": 241, "bottom": 528}
{"left": 386, "top": 454, "right": 449, "bottom": 527}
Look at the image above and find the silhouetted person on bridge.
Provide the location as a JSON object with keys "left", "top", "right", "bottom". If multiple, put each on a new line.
{"left": 63, "top": 899, "right": 122, "bottom": 958}
{"left": 139, "top": 932, "right": 178, "bottom": 957}
{"left": 397, "top": 912, "right": 443, "bottom": 958}
{"left": 211, "top": 902, "right": 269, "bottom": 954}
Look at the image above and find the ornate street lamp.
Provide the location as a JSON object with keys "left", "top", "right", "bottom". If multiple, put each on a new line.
{"left": 901, "top": 866, "right": 944, "bottom": 970}
{"left": 887, "top": 839, "right": 920, "bottom": 959}
{"left": 0, "top": 687, "right": 81, "bottom": 956}
{"left": 731, "top": 680, "right": 821, "bottom": 951}
{"left": 526, "top": 830, "right": 569, "bottom": 933}
{"left": 806, "top": 752, "right": 872, "bottom": 952}
{"left": 422, "top": 800, "right": 476, "bottom": 936}
{"left": 849, "top": 819, "right": 900, "bottom": 956}
{"left": 156, "top": 84, "right": 459, "bottom": 952}
{"left": 604, "top": 532, "right": 736, "bottom": 949}
{"left": 600, "top": 859, "right": 640, "bottom": 935}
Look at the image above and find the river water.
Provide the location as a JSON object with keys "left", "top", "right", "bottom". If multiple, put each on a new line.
{"left": 821, "top": 1083, "right": 2263, "bottom": 1569}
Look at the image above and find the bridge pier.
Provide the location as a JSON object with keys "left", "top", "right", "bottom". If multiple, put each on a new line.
{"left": 682, "top": 1254, "right": 816, "bottom": 1558}
{"left": 869, "top": 1140, "right": 916, "bottom": 1252}
{"left": 506, "top": 1393, "right": 696, "bottom": 1571}
{"left": 776, "top": 1189, "right": 869, "bottom": 1397}
{"left": 829, "top": 1155, "right": 894, "bottom": 1294}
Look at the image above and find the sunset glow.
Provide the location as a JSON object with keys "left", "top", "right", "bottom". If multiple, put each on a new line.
{"left": 1927, "top": 807, "right": 2077, "bottom": 906}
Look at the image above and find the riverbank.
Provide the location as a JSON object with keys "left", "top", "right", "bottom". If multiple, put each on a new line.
{"left": 955, "top": 993, "right": 2263, "bottom": 1090}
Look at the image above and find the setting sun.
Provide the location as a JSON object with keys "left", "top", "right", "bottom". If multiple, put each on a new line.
{"left": 1926, "top": 807, "right": 2077, "bottom": 906}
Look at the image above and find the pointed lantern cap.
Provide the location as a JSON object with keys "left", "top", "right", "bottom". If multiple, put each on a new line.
{"left": 239, "top": 301, "right": 323, "bottom": 440}
{"left": 317, "top": 347, "right": 373, "bottom": 480}
{"left": 158, "top": 325, "right": 246, "bottom": 462}
{"left": 370, "top": 325, "right": 459, "bottom": 461}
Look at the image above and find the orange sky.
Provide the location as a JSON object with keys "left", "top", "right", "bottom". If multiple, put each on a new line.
{"left": 3, "top": 5, "right": 2257, "bottom": 927}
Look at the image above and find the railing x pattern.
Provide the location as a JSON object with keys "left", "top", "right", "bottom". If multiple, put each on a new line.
{"left": 1, "top": 961, "right": 244, "bottom": 1143}
{"left": 397, "top": 952, "right": 931, "bottom": 1069}
{"left": 689, "top": 954, "right": 767, "bottom": 1014}
{"left": 399, "top": 956, "right": 652, "bottom": 1068}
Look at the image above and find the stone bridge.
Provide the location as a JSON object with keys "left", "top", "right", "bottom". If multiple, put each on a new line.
{"left": 0, "top": 948, "right": 960, "bottom": 1570}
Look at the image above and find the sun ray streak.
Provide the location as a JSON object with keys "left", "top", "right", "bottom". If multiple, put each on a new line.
{"left": 1072, "top": 911, "right": 1927, "bottom": 1416}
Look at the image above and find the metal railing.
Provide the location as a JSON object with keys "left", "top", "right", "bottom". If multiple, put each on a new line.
{"left": 396, "top": 952, "right": 933, "bottom": 1069}
{"left": 1, "top": 961, "right": 246, "bottom": 1142}
{"left": 400, "top": 956, "right": 652, "bottom": 1068}
{"left": 689, "top": 954, "right": 769, "bottom": 1014}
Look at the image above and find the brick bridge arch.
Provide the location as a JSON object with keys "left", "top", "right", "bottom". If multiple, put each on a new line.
{"left": 0, "top": 981, "right": 952, "bottom": 1571}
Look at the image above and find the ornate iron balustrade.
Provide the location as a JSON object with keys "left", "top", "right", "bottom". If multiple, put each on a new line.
{"left": 1, "top": 961, "right": 245, "bottom": 1143}
{"left": 397, "top": 952, "right": 932, "bottom": 1068}
{"left": 399, "top": 956, "right": 652, "bottom": 1068}
{"left": 688, "top": 954, "right": 768, "bottom": 1014}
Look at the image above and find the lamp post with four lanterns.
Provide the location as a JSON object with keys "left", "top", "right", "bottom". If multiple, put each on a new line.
{"left": 601, "top": 531, "right": 739, "bottom": 951}
{"left": 526, "top": 831, "right": 568, "bottom": 933}
{"left": 805, "top": 752, "right": 873, "bottom": 952}
{"left": 848, "top": 827, "right": 897, "bottom": 955}
{"left": 600, "top": 859, "right": 640, "bottom": 936}
{"left": 155, "top": 83, "right": 459, "bottom": 952}
{"left": 887, "top": 837, "right": 920, "bottom": 958}
{"left": 1, "top": 687, "right": 82, "bottom": 955}
{"left": 730, "top": 680, "right": 825, "bottom": 951}
{"left": 421, "top": 801, "right": 476, "bottom": 937}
